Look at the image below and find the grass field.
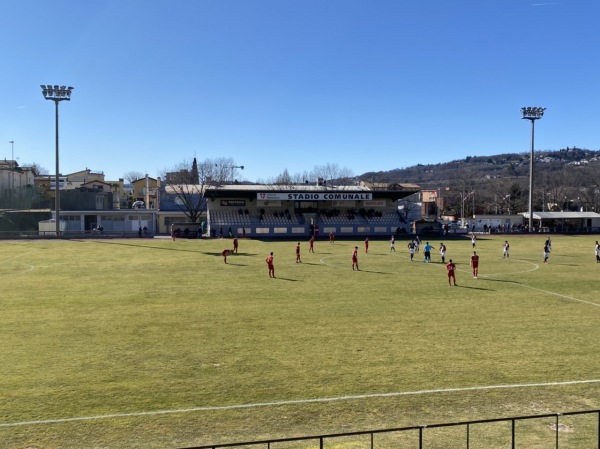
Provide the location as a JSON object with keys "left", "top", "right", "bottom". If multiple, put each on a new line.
{"left": 1, "top": 234, "right": 600, "bottom": 449}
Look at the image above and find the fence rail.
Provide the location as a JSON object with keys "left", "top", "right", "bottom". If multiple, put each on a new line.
{"left": 181, "top": 409, "right": 600, "bottom": 449}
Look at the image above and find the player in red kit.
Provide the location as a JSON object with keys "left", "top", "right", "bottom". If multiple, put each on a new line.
{"left": 446, "top": 259, "right": 457, "bottom": 286}
{"left": 470, "top": 251, "right": 479, "bottom": 279}
{"left": 266, "top": 252, "right": 275, "bottom": 278}
{"left": 365, "top": 237, "right": 369, "bottom": 253}
{"left": 309, "top": 236, "right": 315, "bottom": 253}
{"left": 352, "top": 246, "right": 359, "bottom": 271}
{"left": 233, "top": 237, "right": 239, "bottom": 254}
{"left": 295, "top": 242, "right": 302, "bottom": 263}
{"left": 221, "top": 249, "right": 231, "bottom": 264}
{"left": 329, "top": 231, "right": 335, "bottom": 244}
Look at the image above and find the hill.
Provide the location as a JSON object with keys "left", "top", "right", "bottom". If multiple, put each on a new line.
{"left": 359, "top": 147, "right": 600, "bottom": 215}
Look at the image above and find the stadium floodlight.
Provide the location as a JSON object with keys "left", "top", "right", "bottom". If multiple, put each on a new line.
{"left": 41, "top": 84, "right": 74, "bottom": 237}
{"left": 521, "top": 106, "right": 545, "bottom": 232}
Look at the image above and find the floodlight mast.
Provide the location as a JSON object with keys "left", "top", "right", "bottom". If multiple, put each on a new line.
{"left": 521, "top": 106, "right": 545, "bottom": 232}
{"left": 40, "top": 85, "right": 74, "bottom": 237}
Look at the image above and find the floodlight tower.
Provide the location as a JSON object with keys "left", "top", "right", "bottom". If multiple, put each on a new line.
{"left": 521, "top": 106, "right": 545, "bottom": 232}
{"left": 40, "top": 85, "right": 74, "bottom": 237}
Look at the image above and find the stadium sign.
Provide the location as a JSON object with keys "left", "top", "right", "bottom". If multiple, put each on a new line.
{"left": 220, "top": 200, "right": 246, "bottom": 206}
{"left": 257, "top": 192, "right": 373, "bottom": 201}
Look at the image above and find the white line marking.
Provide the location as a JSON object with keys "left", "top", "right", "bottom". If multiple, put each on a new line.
{"left": 2, "top": 379, "right": 599, "bottom": 428}
{"left": 512, "top": 283, "right": 600, "bottom": 307}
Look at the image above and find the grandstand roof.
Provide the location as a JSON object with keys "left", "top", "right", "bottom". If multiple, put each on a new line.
{"left": 524, "top": 211, "right": 600, "bottom": 219}
{"left": 205, "top": 183, "right": 420, "bottom": 201}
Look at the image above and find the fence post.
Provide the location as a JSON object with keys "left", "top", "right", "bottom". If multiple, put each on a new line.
{"left": 511, "top": 419, "right": 515, "bottom": 449}
{"left": 466, "top": 423, "right": 470, "bottom": 449}
{"left": 419, "top": 426, "right": 425, "bottom": 449}
{"left": 555, "top": 414, "right": 560, "bottom": 449}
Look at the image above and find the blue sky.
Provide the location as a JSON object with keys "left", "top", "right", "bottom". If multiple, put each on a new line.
{"left": 1, "top": 0, "right": 598, "bottom": 183}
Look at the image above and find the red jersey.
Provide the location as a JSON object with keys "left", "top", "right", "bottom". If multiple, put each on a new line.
{"left": 470, "top": 255, "right": 479, "bottom": 267}
{"left": 266, "top": 255, "right": 274, "bottom": 266}
{"left": 446, "top": 262, "right": 456, "bottom": 275}
{"left": 221, "top": 249, "right": 229, "bottom": 256}
{"left": 352, "top": 249, "right": 358, "bottom": 262}
{"left": 233, "top": 238, "right": 238, "bottom": 248}
{"left": 296, "top": 244, "right": 300, "bottom": 255}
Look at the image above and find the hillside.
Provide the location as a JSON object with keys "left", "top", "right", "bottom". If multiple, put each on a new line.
{"left": 359, "top": 147, "right": 600, "bottom": 189}
{"left": 358, "top": 147, "right": 600, "bottom": 216}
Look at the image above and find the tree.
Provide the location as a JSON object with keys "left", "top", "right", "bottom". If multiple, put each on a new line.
{"left": 25, "top": 162, "right": 49, "bottom": 176}
{"left": 124, "top": 171, "right": 145, "bottom": 183}
{"left": 213, "top": 157, "right": 244, "bottom": 184}
{"left": 574, "top": 164, "right": 600, "bottom": 212}
{"left": 310, "top": 163, "right": 355, "bottom": 188}
{"left": 162, "top": 158, "right": 242, "bottom": 222}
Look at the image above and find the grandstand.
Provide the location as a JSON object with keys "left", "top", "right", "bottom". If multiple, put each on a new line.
{"left": 205, "top": 182, "right": 419, "bottom": 238}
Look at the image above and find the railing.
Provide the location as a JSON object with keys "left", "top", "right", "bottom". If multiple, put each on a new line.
{"left": 181, "top": 409, "right": 600, "bottom": 449}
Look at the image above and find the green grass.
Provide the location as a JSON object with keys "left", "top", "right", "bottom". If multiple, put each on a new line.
{"left": 1, "top": 234, "right": 600, "bottom": 448}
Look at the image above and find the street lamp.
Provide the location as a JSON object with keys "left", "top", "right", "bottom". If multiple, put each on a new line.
{"left": 41, "top": 85, "right": 74, "bottom": 237}
{"left": 521, "top": 106, "right": 545, "bottom": 232}
{"left": 8, "top": 140, "right": 14, "bottom": 190}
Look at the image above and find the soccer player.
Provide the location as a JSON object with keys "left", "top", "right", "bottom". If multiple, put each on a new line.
{"left": 470, "top": 251, "right": 479, "bottom": 279}
{"left": 233, "top": 237, "right": 239, "bottom": 254}
{"left": 446, "top": 259, "right": 457, "bottom": 286}
{"left": 352, "top": 246, "right": 359, "bottom": 271}
{"left": 221, "top": 249, "right": 231, "bottom": 264}
{"left": 309, "top": 236, "right": 315, "bottom": 253}
{"left": 543, "top": 242, "right": 550, "bottom": 264}
{"left": 595, "top": 241, "right": 600, "bottom": 263}
{"left": 390, "top": 236, "right": 396, "bottom": 252}
{"left": 296, "top": 242, "right": 302, "bottom": 263}
{"left": 439, "top": 242, "right": 447, "bottom": 264}
{"left": 365, "top": 237, "right": 369, "bottom": 253}
{"left": 329, "top": 231, "right": 335, "bottom": 245}
{"left": 503, "top": 240, "right": 510, "bottom": 258}
{"left": 266, "top": 252, "right": 275, "bottom": 278}
{"left": 407, "top": 240, "right": 416, "bottom": 261}
{"left": 471, "top": 234, "right": 477, "bottom": 248}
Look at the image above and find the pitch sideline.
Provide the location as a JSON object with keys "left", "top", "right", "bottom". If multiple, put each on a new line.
{"left": 2, "top": 379, "right": 600, "bottom": 428}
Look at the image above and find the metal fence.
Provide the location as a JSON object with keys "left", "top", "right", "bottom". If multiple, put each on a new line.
{"left": 182, "top": 409, "right": 600, "bottom": 449}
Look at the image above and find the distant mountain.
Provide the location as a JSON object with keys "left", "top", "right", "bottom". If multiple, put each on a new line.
{"left": 359, "top": 147, "right": 600, "bottom": 189}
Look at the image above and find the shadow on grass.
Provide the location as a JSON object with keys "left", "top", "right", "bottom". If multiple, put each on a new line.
{"left": 88, "top": 240, "right": 203, "bottom": 253}
{"left": 456, "top": 285, "right": 495, "bottom": 291}
{"left": 480, "top": 277, "right": 522, "bottom": 284}
{"left": 271, "top": 277, "right": 298, "bottom": 281}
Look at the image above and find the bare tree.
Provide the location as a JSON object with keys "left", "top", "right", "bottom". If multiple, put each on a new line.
{"left": 445, "top": 168, "right": 478, "bottom": 219}
{"left": 162, "top": 158, "right": 240, "bottom": 222}
{"left": 310, "top": 163, "right": 355, "bottom": 188}
{"left": 24, "top": 162, "right": 49, "bottom": 176}
{"left": 398, "top": 197, "right": 419, "bottom": 223}
{"left": 123, "top": 171, "right": 146, "bottom": 183}
{"left": 212, "top": 157, "right": 244, "bottom": 184}
{"left": 538, "top": 170, "right": 570, "bottom": 212}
